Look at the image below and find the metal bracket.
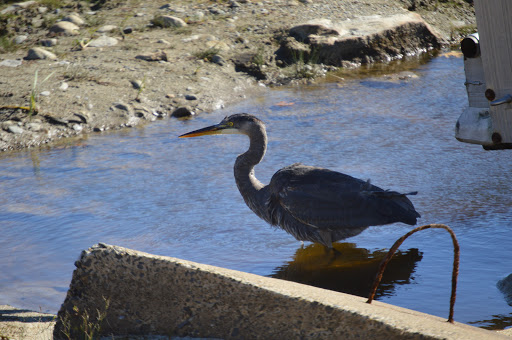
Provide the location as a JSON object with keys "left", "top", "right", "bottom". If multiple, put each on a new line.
{"left": 490, "top": 94, "right": 512, "bottom": 106}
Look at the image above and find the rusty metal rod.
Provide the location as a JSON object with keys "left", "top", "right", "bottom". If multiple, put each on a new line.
{"left": 366, "top": 224, "right": 460, "bottom": 323}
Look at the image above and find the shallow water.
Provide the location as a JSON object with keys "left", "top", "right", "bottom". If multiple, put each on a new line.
{"left": 0, "top": 53, "right": 511, "bottom": 329}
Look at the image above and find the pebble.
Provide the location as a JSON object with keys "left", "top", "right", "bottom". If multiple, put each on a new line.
{"left": 14, "top": 35, "right": 28, "bottom": 44}
{"left": 209, "top": 8, "right": 226, "bottom": 15}
{"left": 113, "top": 102, "right": 131, "bottom": 112}
{"left": 40, "top": 38, "right": 58, "bottom": 47}
{"left": 152, "top": 15, "right": 187, "bottom": 28}
{"left": 211, "top": 55, "right": 226, "bottom": 66}
{"left": 172, "top": 106, "right": 194, "bottom": 118}
{"left": 185, "top": 94, "right": 198, "bottom": 100}
{"left": 190, "top": 11, "right": 205, "bottom": 21}
{"left": 130, "top": 80, "right": 143, "bottom": 89}
{"left": 24, "top": 47, "right": 57, "bottom": 60}
{"left": 88, "top": 36, "right": 118, "bottom": 47}
{"left": 27, "top": 122, "right": 42, "bottom": 131}
{"left": 7, "top": 125, "right": 24, "bottom": 134}
{"left": 59, "top": 82, "right": 69, "bottom": 91}
{"left": 0, "top": 59, "right": 22, "bottom": 67}
{"left": 72, "top": 124, "right": 83, "bottom": 132}
{"left": 96, "top": 25, "right": 118, "bottom": 33}
{"left": 49, "top": 21, "right": 80, "bottom": 35}
{"left": 205, "top": 40, "right": 230, "bottom": 52}
{"left": 123, "top": 27, "right": 133, "bottom": 34}
{"left": 62, "top": 14, "right": 85, "bottom": 26}
{"left": 135, "top": 50, "right": 167, "bottom": 62}
{"left": 40, "top": 91, "right": 50, "bottom": 96}
{"left": 1, "top": 1, "right": 37, "bottom": 15}
{"left": 182, "top": 35, "right": 200, "bottom": 43}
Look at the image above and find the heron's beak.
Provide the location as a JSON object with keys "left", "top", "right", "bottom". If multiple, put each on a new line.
{"left": 179, "top": 123, "right": 225, "bottom": 138}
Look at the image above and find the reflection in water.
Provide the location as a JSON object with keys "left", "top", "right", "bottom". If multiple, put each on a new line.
{"left": 469, "top": 315, "right": 512, "bottom": 331}
{"left": 270, "top": 243, "right": 422, "bottom": 299}
{"left": 473, "top": 274, "right": 512, "bottom": 330}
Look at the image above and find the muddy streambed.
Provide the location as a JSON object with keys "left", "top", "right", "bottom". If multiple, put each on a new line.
{"left": 0, "top": 53, "right": 511, "bottom": 330}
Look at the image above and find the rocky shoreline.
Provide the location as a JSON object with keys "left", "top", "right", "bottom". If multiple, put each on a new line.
{"left": 0, "top": 0, "right": 475, "bottom": 152}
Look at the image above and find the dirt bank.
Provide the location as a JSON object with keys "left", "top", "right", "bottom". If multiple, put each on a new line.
{"left": 0, "top": 0, "right": 475, "bottom": 151}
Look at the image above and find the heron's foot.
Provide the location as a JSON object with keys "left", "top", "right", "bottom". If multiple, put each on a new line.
{"left": 324, "top": 245, "right": 342, "bottom": 264}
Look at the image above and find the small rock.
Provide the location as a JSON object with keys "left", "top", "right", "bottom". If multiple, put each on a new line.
{"left": 205, "top": 40, "right": 230, "bottom": 52}
{"left": 24, "top": 47, "right": 57, "bottom": 60}
{"left": 229, "top": 1, "right": 241, "bottom": 8}
{"left": 1, "top": 1, "right": 38, "bottom": 15}
{"left": 130, "top": 80, "right": 143, "bottom": 89}
{"left": 96, "top": 25, "right": 118, "bottom": 33}
{"left": 72, "top": 124, "right": 83, "bottom": 132}
{"left": 172, "top": 106, "right": 194, "bottom": 118}
{"left": 49, "top": 21, "right": 80, "bottom": 35}
{"left": 0, "top": 59, "right": 22, "bottom": 67}
{"left": 27, "top": 122, "right": 42, "bottom": 131}
{"left": 185, "top": 94, "right": 198, "bottom": 101}
{"left": 209, "top": 8, "right": 226, "bottom": 15}
{"left": 156, "top": 39, "right": 170, "bottom": 44}
{"left": 40, "top": 91, "right": 50, "bottom": 96}
{"left": 62, "top": 14, "right": 85, "bottom": 26}
{"left": 37, "top": 6, "right": 48, "bottom": 14}
{"left": 88, "top": 36, "right": 118, "bottom": 47}
{"left": 152, "top": 109, "right": 166, "bottom": 118}
{"left": 59, "top": 82, "right": 69, "bottom": 91}
{"left": 152, "top": 15, "right": 187, "bottom": 28}
{"left": 123, "top": 27, "right": 133, "bottom": 34}
{"left": 14, "top": 35, "right": 28, "bottom": 44}
{"left": 190, "top": 11, "right": 205, "bottom": 21}
{"left": 211, "top": 54, "right": 226, "bottom": 66}
{"left": 182, "top": 35, "right": 200, "bottom": 43}
{"left": 40, "top": 38, "right": 58, "bottom": 47}
{"left": 73, "top": 113, "right": 88, "bottom": 123}
{"left": 7, "top": 125, "right": 24, "bottom": 134}
{"left": 135, "top": 50, "right": 167, "bottom": 62}
{"left": 113, "top": 102, "right": 131, "bottom": 112}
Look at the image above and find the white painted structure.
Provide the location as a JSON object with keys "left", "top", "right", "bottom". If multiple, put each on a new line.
{"left": 456, "top": 0, "right": 512, "bottom": 149}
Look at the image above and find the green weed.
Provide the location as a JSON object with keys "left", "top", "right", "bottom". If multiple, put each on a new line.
{"left": 60, "top": 298, "right": 110, "bottom": 340}
{"left": 194, "top": 47, "right": 220, "bottom": 62}
{"left": 29, "top": 69, "right": 55, "bottom": 117}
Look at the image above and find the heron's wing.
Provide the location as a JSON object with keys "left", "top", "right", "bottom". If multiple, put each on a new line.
{"left": 267, "top": 163, "right": 419, "bottom": 230}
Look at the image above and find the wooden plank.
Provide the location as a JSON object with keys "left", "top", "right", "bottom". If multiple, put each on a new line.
{"left": 474, "top": 0, "right": 512, "bottom": 143}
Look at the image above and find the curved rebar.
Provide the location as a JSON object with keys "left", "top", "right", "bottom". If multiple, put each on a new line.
{"left": 366, "top": 224, "right": 460, "bottom": 323}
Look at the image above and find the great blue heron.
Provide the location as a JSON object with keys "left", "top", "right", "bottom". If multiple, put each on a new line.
{"left": 179, "top": 113, "right": 420, "bottom": 248}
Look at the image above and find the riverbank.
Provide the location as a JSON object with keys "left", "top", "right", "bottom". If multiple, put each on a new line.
{"left": 0, "top": 0, "right": 475, "bottom": 151}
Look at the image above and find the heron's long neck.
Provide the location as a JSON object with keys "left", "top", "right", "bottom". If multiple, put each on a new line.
{"left": 234, "top": 126, "right": 267, "bottom": 215}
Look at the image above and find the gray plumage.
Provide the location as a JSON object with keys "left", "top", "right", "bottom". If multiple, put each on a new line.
{"left": 180, "top": 113, "right": 420, "bottom": 248}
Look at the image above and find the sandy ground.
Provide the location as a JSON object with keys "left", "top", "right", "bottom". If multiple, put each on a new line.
{"left": 0, "top": 0, "right": 475, "bottom": 151}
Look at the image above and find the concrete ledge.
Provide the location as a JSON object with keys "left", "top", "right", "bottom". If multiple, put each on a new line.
{"left": 0, "top": 305, "right": 55, "bottom": 340}
{"left": 54, "top": 244, "right": 508, "bottom": 339}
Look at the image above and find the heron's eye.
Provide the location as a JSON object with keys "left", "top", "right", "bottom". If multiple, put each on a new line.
{"left": 227, "top": 122, "right": 234, "bottom": 127}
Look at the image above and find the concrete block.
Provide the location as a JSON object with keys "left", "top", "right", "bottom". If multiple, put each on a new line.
{"left": 53, "top": 244, "right": 508, "bottom": 339}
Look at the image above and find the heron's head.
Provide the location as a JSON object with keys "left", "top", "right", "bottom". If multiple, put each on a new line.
{"left": 179, "top": 113, "right": 265, "bottom": 138}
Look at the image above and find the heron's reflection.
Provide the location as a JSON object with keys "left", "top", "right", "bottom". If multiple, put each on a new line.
{"left": 270, "top": 242, "right": 422, "bottom": 299}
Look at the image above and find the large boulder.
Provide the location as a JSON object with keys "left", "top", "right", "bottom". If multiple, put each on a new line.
{"left": 278, "top": 13, "right": 443, "bottom": 66}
